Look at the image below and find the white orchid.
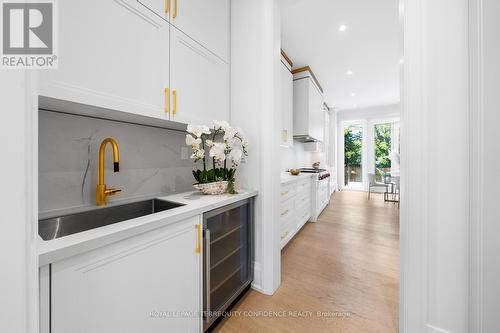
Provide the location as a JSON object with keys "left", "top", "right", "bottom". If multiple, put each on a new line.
{"left": 209, "top": 142, "right": 226, "bottom": 162}
{"left": 190, "top": 149, "right": 205, "bottom": 161}
{"left": 186, "top": 120, "right": 249, "bottom": 193}
{"left": 213, "top": 120, "right": 230, "bottom": 132}
{"left": 187, "top": 124, "right": 211, "bottom": 138}
{"left": 223, "top": 126, "right": 238, "bottom": 142}
{"left": 185, "top": 134, "right": 202, "bottom": 149}
{"left": 227, "top": 148, "right": 243, "bottom": 166}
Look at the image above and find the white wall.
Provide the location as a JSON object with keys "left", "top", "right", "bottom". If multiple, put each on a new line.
{"left": 231, "top": 0, "right": 282, "bottom": 295}
{"left": 0, "top": 73, "right": 38, "bottom": 332}
{"left": 479, "top": 0, "right": 500, "bottom": 331}
{"left": 401, "top": 1, "right": 469, "bottom": 332}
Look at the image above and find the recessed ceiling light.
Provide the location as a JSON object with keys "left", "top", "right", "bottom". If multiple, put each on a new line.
{"left": 346, "top": 70, "right": 353, "bottom": 76}
{"left": 351, "top": 93, "right": 356, "bottom": 97}
{"left": 339, "top": 24, "right": 347, "bottom": 32}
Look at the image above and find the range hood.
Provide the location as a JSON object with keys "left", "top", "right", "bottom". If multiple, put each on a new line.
{"left": 293, "top": 135, "right": 318, "bottom": 143}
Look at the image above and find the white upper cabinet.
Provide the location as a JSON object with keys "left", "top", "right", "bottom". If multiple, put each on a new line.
{"left": 280, "top": 60, "right": 293, "bottom": 147}
{"left": 169, "top": 27, "right": 230, "bottom": 125}
{"left": 38, "top": 0, "right": 170, "bottom": 120}
{"left": 170, "top": 0, "right": 230, "bottom": 62}
{"left": 50, "top": 216, "right": 201, "bottom": 333}
{"left": 138, "top": 0, "right": 171, "bottom": 22}
{"left": 293, "top": 75, "right": 324, "bottom": 142}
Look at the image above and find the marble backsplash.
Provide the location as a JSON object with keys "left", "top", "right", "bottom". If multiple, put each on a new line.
{"left": 39, "top": 110, "right": 194, "bottom": 213}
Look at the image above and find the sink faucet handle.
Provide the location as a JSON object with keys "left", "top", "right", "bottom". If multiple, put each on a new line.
{"left": 105, "top": 188, "right": 122, "bottom": 196}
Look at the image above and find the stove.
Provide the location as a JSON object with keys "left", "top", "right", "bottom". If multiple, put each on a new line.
{"left": 299, "top": 168, "right": 330, "bottom": 180}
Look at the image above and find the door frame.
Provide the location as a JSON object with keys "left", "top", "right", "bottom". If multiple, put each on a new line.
{"left": 400, "top": 0, "right": 481, "bottom": 332}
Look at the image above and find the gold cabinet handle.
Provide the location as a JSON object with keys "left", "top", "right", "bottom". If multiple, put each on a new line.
{"left": 164, "top": 87, "right": 170, "bottom": 115}
{"left": 172, "top": 89, "right": 177, "bottom": 115}
{"left": 173, "top": 0, "right": 178, "bottom": 19}
{"left": 195, "top": 224, "right": 201, "bottom": 254}
{"left": 165, "top": 0, "right": 170, "bottom": 14}
{"left": 281, "top": 190, "right": 289, "bottom": 196}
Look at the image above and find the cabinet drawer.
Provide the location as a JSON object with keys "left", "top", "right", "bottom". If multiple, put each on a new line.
{"left": 296, "top": 202, "right": 311, "bottom": 226}
{"left": 280, "top": 184, "right": 296, "bottom": 202}
{"left": 280, "top": 218, "right": 295, "bottom": 247}
{"left": 279, "top": 198, "right": 295, "bottom": 224}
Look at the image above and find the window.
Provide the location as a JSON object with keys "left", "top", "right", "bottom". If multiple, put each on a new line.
{"left": 374, "top": 123, "right": 392, "bottom": 182}
{"left": 344, "top": 124, "right": 363, "bottom": 187}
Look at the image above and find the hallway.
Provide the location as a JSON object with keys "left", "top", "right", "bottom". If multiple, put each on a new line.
{"left": 215, "top": 191, "right": 400, "bottom": 333}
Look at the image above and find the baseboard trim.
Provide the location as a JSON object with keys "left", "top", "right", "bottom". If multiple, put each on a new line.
{"left": 250, "top": 261, "right": 263, "bottom": 292}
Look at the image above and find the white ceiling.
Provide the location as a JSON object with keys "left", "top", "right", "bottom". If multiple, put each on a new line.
{"left": 278, "top": 0, "right": 401, "bottom": 110}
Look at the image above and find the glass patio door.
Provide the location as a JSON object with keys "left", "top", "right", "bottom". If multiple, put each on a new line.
{"left": 344, "top": 124, "right": 363, "bottom": 188}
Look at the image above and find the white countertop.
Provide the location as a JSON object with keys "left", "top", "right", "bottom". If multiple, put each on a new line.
{"left": 38, "top": 189, "right": 258, "bottom": 266}
{"left": 280, "top": 172, "right": 315, "bottom": 185}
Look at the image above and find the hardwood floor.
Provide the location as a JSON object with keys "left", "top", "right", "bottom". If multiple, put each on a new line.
{"left": 213, "top": 190, "right": 400, "bottom": 333}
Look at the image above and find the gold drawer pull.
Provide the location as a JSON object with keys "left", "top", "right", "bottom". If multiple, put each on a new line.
{"left": 172, "top": 89, "right": 177, "bottom": 115}
{"left": 281, "top": 190, "right": 289, "bottom": 196}
{"left": 173, "top": 0, "right": 178, "bottom": 19}
{"left": 164, "top": 87, "right": 170, "bottom": 115}
{"left": 195, "top": 224, "right": 200, "bottom": 254}
{"left": 165, "top": 0, "right": 170, "bottom": 14}
{"left": 280, "top": 209, "right": 289, "bottom": 216}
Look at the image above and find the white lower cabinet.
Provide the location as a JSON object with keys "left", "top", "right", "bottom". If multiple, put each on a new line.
{"left": 45, "top": 216, "right": 201, "bottom": 333}
{"left": 279, "top": 178, "right": 312, "bottom": 249}
{"left": 169, "top": 27, "right": 230, "bottom": 125}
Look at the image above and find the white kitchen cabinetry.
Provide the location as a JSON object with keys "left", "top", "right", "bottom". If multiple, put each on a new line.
{"left": 38, "top": 0, "right": 170, "bottom": 120}
{"left": 293, "top": 76, "right": 324, "bottom": 142}
{"left": 310, "top": 177, "right": 330, "bottom": 222}
{"left": 38, "top": 0, "right": 231, "bottom": 126}
{"left": 48, "top": 216, "right": 201, "bottom": 333}
{"left": 280, "top": 60, "right": 294, "bottom": 147}
{"left": 138, "top": 0, "right": 171, "bottom": 22}
{"left": 169, "top": 27, "right": 230, "bottom": 125}
{"left": 170, "top": 0, "right": 230, "bottom": 62}
{"left": 279, "top": 177, "right": 312, "bottom": 249}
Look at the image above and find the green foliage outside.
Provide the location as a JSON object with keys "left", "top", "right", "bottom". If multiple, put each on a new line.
{"left": 344, "top": 125, "right": 363, "bottom": 167}
{"left": 374, "top": 123, "right": 392, "bottom": 181}
{"left": 374, "top": 123, "right": 392, "bottom": 170}
{"left": 344, "top": 125, "right": 363, "bottom": 185}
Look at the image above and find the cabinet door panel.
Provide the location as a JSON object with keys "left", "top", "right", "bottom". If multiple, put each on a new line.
{"left": 308, "top": 81, "right": 324, "bottom": 142}
{"left": 51, "top": 217, "right": 201, "bottom": 333}
{"left": 171, "top": 0, "right": 229, "bottom": 61}
{"left": 137, "top": 0, "right": 170, "bottom": 22}
{"left": 39, "top": 0, "right": 169, "bottom": 120}
{"left": 280, "top": 62, "right": 293, "bottom": 147}
{"left": 170, "top": 28, "right": 229, "bottom": 125}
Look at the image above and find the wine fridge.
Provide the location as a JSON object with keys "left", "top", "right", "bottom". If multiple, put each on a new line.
{"left": 203, "top": 198, "right": 254, "bottom": 331}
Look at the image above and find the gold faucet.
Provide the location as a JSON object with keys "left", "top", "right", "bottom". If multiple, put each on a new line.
{"left": 96, "top": 138, "right": 122, "bottom": 206}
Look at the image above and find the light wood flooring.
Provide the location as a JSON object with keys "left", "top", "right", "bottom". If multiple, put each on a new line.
{"left": 214, "top": 190, "right": 400, "bottom": 333}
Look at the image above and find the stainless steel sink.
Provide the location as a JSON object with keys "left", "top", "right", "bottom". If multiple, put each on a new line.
{"left": 38, "top": 199, "right": 185, "bottom": 241}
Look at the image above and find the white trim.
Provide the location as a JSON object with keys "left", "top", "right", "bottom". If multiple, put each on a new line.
{"left": 251, "top": 261, "right": 263, "bottom": 292}
{"left": 468, "top": 0, "right": 484, "bottom": 332}
{"left": 400, "top": 0, "right": 430, "bottom": 331}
